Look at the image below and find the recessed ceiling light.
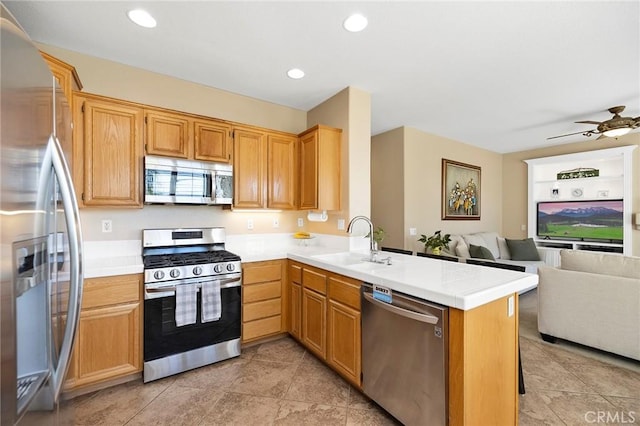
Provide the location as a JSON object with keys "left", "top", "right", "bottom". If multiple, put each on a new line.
{"left": 287, "top": 68, "right": 305, "bottom": 79}
{"left": 127, "top": 9, "right": 157, "bottom": 28}
{"left": 343, "top": 13, "right": 368, "bottom": 32}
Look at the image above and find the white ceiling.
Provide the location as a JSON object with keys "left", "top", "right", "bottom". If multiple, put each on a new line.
{"left": 4, "top": 1, "right": 639, "bottom": 153}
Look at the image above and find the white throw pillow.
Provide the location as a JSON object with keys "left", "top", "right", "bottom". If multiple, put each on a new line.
{"left": 497, "top": 237, "right": 511, "bottom": 260}
{"left": 476, "top": 232, "right": 501, "bottom": 259}
{"left": 462, "top": 234, "right": 486, "bottom": 251}
{"left": 455, "top": 239, "right": 471, "bottom": 258}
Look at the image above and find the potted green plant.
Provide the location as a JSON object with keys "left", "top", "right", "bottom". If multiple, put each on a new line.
{"left": 366, "top": 226, "right": 386, "bottom": 251}
{"left": 418, "top": 230, "right": 451, "bottom": 255}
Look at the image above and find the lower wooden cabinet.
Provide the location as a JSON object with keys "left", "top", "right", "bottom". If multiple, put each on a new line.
{"left": 242, "top": 260, "right": 286, "bottom": 343}
{"left": 288, "top": 261, "right": 362, "bottom": 387}
{"left": 64, "top": 274, "right": 142, "bottom": 392}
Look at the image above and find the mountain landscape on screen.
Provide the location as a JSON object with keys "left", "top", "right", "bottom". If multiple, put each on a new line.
{"left": 537, "top": 200, "right": 623, "bottom": 242}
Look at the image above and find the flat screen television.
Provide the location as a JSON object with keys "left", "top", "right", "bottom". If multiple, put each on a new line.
{"left": 537, "top": 199, "right": 623, "bottom": 243}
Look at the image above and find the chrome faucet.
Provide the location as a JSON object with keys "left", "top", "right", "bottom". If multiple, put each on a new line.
{"left": 346, "top": 215, "right": 378, "bottom": 261}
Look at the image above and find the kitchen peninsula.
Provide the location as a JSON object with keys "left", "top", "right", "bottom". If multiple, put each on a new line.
{"left": 83, "top": 237, "right": 536, "bottom": 426}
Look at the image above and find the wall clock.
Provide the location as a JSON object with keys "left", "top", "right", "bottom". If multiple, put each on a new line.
{"left": 571, "top": 188, "right": 584, "bottom": 198}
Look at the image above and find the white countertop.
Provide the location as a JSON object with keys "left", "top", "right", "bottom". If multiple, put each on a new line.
{"left": 82, "top": 234, "right": 538, "bottom": 310}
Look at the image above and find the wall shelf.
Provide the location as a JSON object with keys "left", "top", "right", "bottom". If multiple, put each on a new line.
{"left": 525, "top": 146, "right": 636, "bottom": 256}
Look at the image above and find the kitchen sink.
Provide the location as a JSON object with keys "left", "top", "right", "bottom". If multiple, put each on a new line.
{"left": 311, "top": 251, "right": 371, "bottom": 266}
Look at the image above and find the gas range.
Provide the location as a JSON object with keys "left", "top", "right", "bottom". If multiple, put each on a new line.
{"left": 142, "top": 228, "right": 241, "bottom": 284}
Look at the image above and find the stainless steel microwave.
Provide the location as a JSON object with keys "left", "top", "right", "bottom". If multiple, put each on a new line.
{"left": 144, "top": 155, "right": 233, "bottom": 205}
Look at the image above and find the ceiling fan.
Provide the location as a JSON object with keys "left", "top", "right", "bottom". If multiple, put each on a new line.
{"left": 547, "top": 106, "right": 640, "bottom": 140}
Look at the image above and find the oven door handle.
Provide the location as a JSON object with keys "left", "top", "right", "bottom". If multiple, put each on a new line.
{"left": 145, "top": 276, "right": 240, "bottom": 295}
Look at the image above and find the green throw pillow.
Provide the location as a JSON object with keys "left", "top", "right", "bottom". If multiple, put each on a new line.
{"left": 469, "top": 244, "right": 495, "bottom": 261}
{"left": 505, "top": 238, "right": 540, "bottom": 261}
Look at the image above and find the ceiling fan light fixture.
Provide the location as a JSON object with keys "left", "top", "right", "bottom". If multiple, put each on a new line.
{"left": 343, "top": 14, "right": 368, "bottom": 32}
{"left": 127, "top": 9, "right": 157, "bottom": 28}
{"left": 603, "top": 127, "right": 631, "bottom": 138}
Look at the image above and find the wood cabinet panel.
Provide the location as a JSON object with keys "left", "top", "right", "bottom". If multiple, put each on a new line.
{"left": 243, "top": 316, "right": 282, "bottom": 342}
{"left": 241, "top": 260, "right": 285, "bottom": 343}
{"left": 243, "top": 298, "right": 281, "bottom": 322}
{"left": 243, "top": 281, "right": 282, "bottom": 303}
{"left": 328, "top": 275, "right": 361, "bottom": 310}
{"left": 233, "top": 127, "right": 265, "bottom": 208}
{"left": 243, "top": 262, "right": 282, "bottom": 285}
{"left": 302, "top": 268, "right": 327, "bottom": 295}
{"left": 327, "top": 300, "right": 361, "bottom": 387}
{"left": 289, "top": 263, "right": 302, "bottom": 284}
{"left": 77, "top": 95, "right": 143, "bottom": 207}
{"left": 267, "top": 133, "right": 298, "bottom": 209}
{"left": 290, "top": 281, "right": 302, "bottom": 340}
{"left": 145, "top": 109, "right": 190, "bottom": 158}
{"left": 194, "top": 119, "right": 231, "bottom": 163}
{"left": 72, "top": 302, "right": 141, "bottom": 387}
{"left": 298, "top": 125, "right": 341, "bottom": 211}
{"left": 302, "top": 287, "right": 326, "bottom": 359}
{"left": 82, "top": 275, "right": 141, "bottom": 309}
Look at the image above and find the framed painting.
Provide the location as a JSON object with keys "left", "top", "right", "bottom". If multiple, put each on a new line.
{"left": 442, "top": 159, "right": 481, "bottom": 220}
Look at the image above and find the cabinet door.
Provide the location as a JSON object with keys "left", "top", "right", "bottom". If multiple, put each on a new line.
{"left": 290, "top": 281, "right": 302, "bottom": 340}
{"left": 267, "top": 133, "right": 298, "bottom": 210}
{"left": 299, "top": 130, "right": 318, "bottom": 209}
{"left": 72, "top": 302, "right": 141, "bottom": 388}
{"left": 194, "top": 119, "right": 231, "bottom": 163}
{"left": 81, "top": 98, "right": 143, "bottom": 207}
{"left": 302, "top": 288, "right": 326, "bottom": 359}
{"left": 145, "top": 109, "right": 190, "bottom": 158}
{"left": 233, "top": 127, "right": 265, "bottom": 208}
{"left": 327, "top": 300, "right": 361, "bottom": 387}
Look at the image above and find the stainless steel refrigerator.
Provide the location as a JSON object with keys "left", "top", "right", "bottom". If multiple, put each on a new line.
{"left": 1, "top": 5, "right": 83, "bottom": 425}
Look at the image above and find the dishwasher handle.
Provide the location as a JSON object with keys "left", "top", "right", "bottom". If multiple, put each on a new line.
{"left": 363, "top": 292, "right": 439, "bottom": 324}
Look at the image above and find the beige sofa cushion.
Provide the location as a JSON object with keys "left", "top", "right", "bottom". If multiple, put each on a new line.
{"left": 560, "top": 250, "right": 640, "bottom": 279}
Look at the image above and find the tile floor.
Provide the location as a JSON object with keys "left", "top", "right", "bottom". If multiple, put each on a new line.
{"left": 22, "top": 289, "right": 640, "bottom": 425}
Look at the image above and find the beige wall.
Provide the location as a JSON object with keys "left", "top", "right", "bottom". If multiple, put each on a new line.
{"left": 306, "top": 87, "right": 372, "bottom": 236}
{"left": 371, "top": 126, "right": 504, "bottom": 253}
{"left": 503, "top": 132, "right": 640, "bottom": 256}
{"left": 38, "top": 44, "right": 360, "bottom": 240}
{"left": 371, "top": 127, "right": 405, "bottom": 248}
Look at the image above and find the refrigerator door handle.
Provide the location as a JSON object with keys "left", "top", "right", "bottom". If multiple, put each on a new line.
{"left": 47, "top": 134, "right": 84, "bottom": 400}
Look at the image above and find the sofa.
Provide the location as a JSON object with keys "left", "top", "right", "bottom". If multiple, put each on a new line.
{"left": 537, "top": 250, "right": 640, "bottom": 361}
{"left": 444, "top": 231, "right": 559, "bottom": 274}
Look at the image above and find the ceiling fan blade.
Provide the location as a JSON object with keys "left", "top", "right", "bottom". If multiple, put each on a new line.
{"left": 546, "top": 130, "right": 596, "bottom": 140}
{"left": 575, "top": 120, "right": 601, "bottom": 125}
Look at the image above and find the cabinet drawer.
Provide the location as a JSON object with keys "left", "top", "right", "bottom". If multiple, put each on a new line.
{"left": 328, "top": 276, "right": 361, "bottom": 311}
{"left": 243, "top": 261, "right": 282, "bottom": 285}
{"left": 243, "top": 298, "right": 281, "bottom": 322}
{"left": 303, "top": 268, "right": 327, "bottom": 295}
{"left": 289, "top": 262, "right": 302, "bottom": 284}
{"left": 82, "top": 275, "right": 141, "bottom": 310}
{"left": 243, "top": 315, "right": 282, "bottom": 341}
{"left": 243, "top": 281, "right": 281, "bottom": 303}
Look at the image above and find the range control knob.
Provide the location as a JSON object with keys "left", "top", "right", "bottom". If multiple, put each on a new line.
{"left": 226, "top": 263, "right": 235, "bottom": 272}
{"left": 170, "top": 269, "right": 180, "bottom": 279}
{"left": 214, "top": 264, "right": 223, "bottom": 273}
{"left": 153, "top": 270, "right": 165, "bottom": 280}
{"left": 192, "top": 266, "right": 203, "bottom": 276}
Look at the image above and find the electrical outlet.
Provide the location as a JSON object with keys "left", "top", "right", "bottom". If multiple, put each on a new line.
{"left": 247, "top": 219, "right": 254, "bottom": 230}
{"left": 273, "top": 218, "right": 279, "bottom": 228}
{"left": 101, "top": 219, "right": 112, "bottom": 233}
{"left": 337, "top": 219, "right": 345, "bottom": 230}
{"left": 409, "top": 227, "right": 417, "bottom": 236}
{"left": 297, "top": 218, "right": 304, "bottom": 227}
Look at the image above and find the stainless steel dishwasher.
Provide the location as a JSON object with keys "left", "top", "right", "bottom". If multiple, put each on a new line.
{"left": 361, "top": 283, "right": 448, "bottom": 426}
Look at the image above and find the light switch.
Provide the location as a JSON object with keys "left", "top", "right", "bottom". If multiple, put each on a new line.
{"left": 409, "top": 227, "right": 417, "bottom": 236}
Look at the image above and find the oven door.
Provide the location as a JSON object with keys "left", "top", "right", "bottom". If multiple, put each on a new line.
{"left": 143, "top": 275, "right": 241, "bottom": 363}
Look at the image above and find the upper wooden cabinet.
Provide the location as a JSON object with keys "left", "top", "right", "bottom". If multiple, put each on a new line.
{"left": 194, "top": 118, "right": 232, "bottom": 163}
{"left": 145, "top": 108, "right": 232, "bottom": 163}
{"left": 232, "top": 126, "right": 298, "bottom": 210}
{"left": 298, "top": 125, "right": 341, "bottom": 211}
{"left": 73, "top": 93, "right": 144, "bottom": 207}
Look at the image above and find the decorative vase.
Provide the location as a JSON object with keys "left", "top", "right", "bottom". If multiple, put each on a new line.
{"left": 432, "top": 247, "right": 442, "bottom": 255}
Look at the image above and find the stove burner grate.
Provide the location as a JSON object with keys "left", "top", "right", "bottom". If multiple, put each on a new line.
{"left": 143, "top": 250, "right": 240, "bottom": 269}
